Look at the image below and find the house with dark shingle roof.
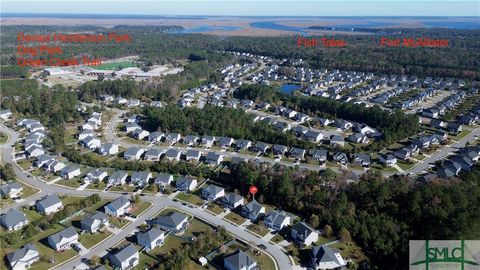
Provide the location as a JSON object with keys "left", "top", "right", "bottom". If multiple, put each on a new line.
{"left": 47, "top": 226, "right": 78, "bottom": 251}
{"left": 311, "top": 245, "right": 347, "bottom": 269}
{"left": 176, "top": 177, "right": 197, "bottom": 192}
{"left": 264, "top": 210, "right": 291, "bottom": 231}
{"left": 80, "top": 212, "right": 109, "bottom": 234}
{"left": 0, "top": 209, "right": 28, "bottom": 231}
{"left": 224, "top": 250, "right": 257, "bottom": 270}
{"left": 137, "top": 227, "right": 165, "bottom": 251}
{"left": 201, "top": 184, "right": 225, "bottom": 201}
{"left": 104, "top": 196, "right": 131, "bottom": 217}
{"left": 36, "top": 195, "right": 63, "bottom": 215}
{"left": 291, "top": 222, "right": 319, "bottom": 246}
{"left": 153, "top": 212, "right": 189, "bottom": 233}
{"left": 240, "top": 200, "right": 265, "bottom": 221}
{"left": 110, "top": 243, "right": 139, "bottom": 270}
{"left": 0, "top": 182, "right": 23, "bottom": 198}
{"left": 6, "top": 243, "right": 39, "bottom": 270}
{"left": 220, "top": 193, "right": 244, "bottom": 210}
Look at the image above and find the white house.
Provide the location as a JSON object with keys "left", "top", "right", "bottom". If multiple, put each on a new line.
{"left": 137, "top": 228, "right": 165, "bottom": 251}
{"left": 80, "top": 136, "right": 102, "bottom": 150}
{"left": 0, "top": 209, "right": 28, "bottom": 231}
{"left": 1, "top": 182, "right": 23, "bottom": 198}
{"left": 36, "top": 195, "right": 63, "bottom": 215}
{"left": 108, "top": 171, "right": 129, "bottom": 186}
{"left": 176, "top": 177, "right": 197, "bottom": 192}
{"left": 264, "top": 210, "right": 291, "bottom": 231}
{"left": 311, "top": 245, "right": 347, "bottom": 270}
{"left": 0, "top": 109, "right": 12, "bottom": 121}
{"left": 104, "top": 196, "right": 131, "bottom": 217}
{"left": 124, "top": 147, "right": 144, "bottom": 160}
{"left": 224, "top": 250, "right": 257, "bottom": 270}
{"left": 154, "top": 211, "right": 189, "bottom": 232}
{"left": 59, "top": 166, "right": 81, "bottom": 180}
{"left": 291, "top": 222, "right": 319, "bottom": 246}
{"left": 80, "top": 212, "right": 109, "bottom": 234}
{"left": 155, "top": 173, "right": 173, "bottom": 187}
{"left": 47, "top": 226, "right": 78, "bottom": 251}
{"left": 201, "top": 184, "right": 225, "bottom": 201}
{"left": 84, "top": 169, "right": 108, "bottom": 183}
{"left": 110, "top": 244, "right": 139, "bottom": 270}
{"left": 6, "top": 244, "right": 39, "bottom": 270}
{"left": 98, "top": 143, "right": 119, "bottom": 156}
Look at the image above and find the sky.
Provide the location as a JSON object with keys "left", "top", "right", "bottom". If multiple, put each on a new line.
{"left": 1, "top": 0, "right": 479, "bottom": 16}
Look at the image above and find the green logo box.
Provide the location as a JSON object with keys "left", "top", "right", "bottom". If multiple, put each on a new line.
{"left": 410, "top": 240, "right": 480, "bottom": 270}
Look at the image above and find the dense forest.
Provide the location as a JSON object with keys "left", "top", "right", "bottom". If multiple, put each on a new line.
{"left": 234, "top": 84, "right": 420, "bottom": 149}
{"left": 142, "top": 104, "right": 316, "bottom": 149}
{"left": 218, "top": 162, "right": 480, "bottom": 269}
{"left": 2, "top": 25, "right": 479, "bottom": 79}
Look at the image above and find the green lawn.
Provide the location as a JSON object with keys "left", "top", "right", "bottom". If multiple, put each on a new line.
{"left": 223, "top": 212, "right": 246, "bottom": 226}
{"left": 79, "top": 231, "right": 113, "bottom": 249}
{"left": 131, "top": 201, "right": 152, "bottom": 216}
{"left": 56, "top": 179, "right": 84, "bottom": 189}
{"left": 86, "top": 181, "right": 107, "bottom": 190}
{"left": 451, "top": 130, "right": 471, "bottom": 141}
{"left": 207, "top": 203, "right": 225, "bottom": 215}
{"left": 17, "top": 159, "right": 33, "bottom": 170}
{"left": 246, "top": 223, "right": 270, "bottom": 237}
{"left": 271, "top": 233, "right": 285, "bottom": 244}
{"left": 110, "top": 185, "right": 136, "bottom": 192}
{"left": 397, "top": 160, "right": 417, "bottom": 171}
{"left": 108, "top": 217, "right": 130, "bottom": 229}
{"left": 329, "top": 240, "right": 367, "bottom": 263}
{"left": 88, "top": 61, "right": 136, "bottom": 70}
{"left": 176, "top": 192, "right": 205, "bottom": 207}
{"left": 0, "top": 132, "right": 8, "bottom": 144}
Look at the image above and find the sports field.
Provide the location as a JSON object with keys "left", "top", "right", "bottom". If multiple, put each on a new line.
{"left": 88, "top": 61, "right": 136, "bottom": 70}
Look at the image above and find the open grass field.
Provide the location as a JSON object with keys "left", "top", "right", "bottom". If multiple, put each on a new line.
{"left": 89, "top": 61, "right": 136, "bottom": 70}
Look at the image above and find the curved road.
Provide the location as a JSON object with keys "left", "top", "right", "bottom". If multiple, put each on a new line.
{"left": 0, "top": 124, "right": 292, "bottom": 270}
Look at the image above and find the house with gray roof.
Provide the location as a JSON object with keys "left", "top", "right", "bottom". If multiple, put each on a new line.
{"left": 144, "top": 148, "right": 163, "bottom": 161}
{"left": 148, "top": 131, "right": 164, "bottom": 143}
{"left": 183, "top": 135, "right": 199, "bottom": 146}
{"left": 330, "top": 135, "right": 345, "bottom": 147}
{"left": 130, "top": 171, "right": 152, "bottom": 188}
{"left": 137, "top": 228, "right": 165, "bottom": 251}
{"left": 104, "top": 196, "right": 131, "bottom": 217}
{"left": 59, "top": 166, "right": 81, "bottom": 180}
{"left": 252, "top": 142, "right": 269, "bottom": 153}
{"left": 80, "top": 211, "right": 109, "bottom": 234}
{"left": 176, "top": 177, "right": 197, "bottom": 192}
{"left": 224, "top": 250, "right": 257, "bottom": 270}
{"left": 304, "top": 130, "right": 324, "bottom": 143}
{"left": 108, "top": 171, "right": 128, "bottom": 186}
{"left": 0, "top": 182, "right": 23, "bottom": 198}
{"left": 1, "top": 209, "right": 28, "bottom": 231}
{"left": 201, "top": 136, "right": 216, "bottom": 148}
{"left": 240, "top": 200, "right": 265, "bottom": 221}
{"left": 219, "top": 137, "right": 235, "bottom": 149}
{"left": 155, "top": 173, "right": 173, "bottom": 187}
{"left": 84, "top": 169, "right": 108, "bottom": 183}
{"left": 220, "top": 193, "right": 244, "bottom": 210}
{"left": 201, "top": 184, "right": 225, "bottom": 201}
{"left": 165, "top": 133, "right": 181, "bottom": 144}
{"left": 289, "top": 147, "right": 306, "bottom": 160}
{"left": 97, "top": 143, "right": 119, "bottom": 156}
{"left": 235, "top": 139, "right": 252, "bottom": 150}
{"left": 164, "top": 148, "right": 182, "bottom": 161}
{"left": 123, "top": 147, "right": 144, "bottom": 161}
{"left": 153, "top": 212, "right": 189, "bottom": 233}
{"left": 6, "top": 244, "right": 39, "bottom": 270}
{"left": 205, "top": 152, "right": 223, "bottom": 165}
{"left": 185, "top": 149, "right": 201, "bottom": 161}
{"left": 110, "top": 243, "right": 139, "bottom": 270}
{"left": 272, "top": 144, "right": 288, "bottom": 156}
{"left": 310, "top": 149, "right": 328, "bottom": 163}
{"left": 36, "top": 195, "right": 63, "bottom": 215}
{"left": 311, "top": 245, "right": 347, "bottom": 269}
{"left": 379, "top": 154, "right": 397, "bottom": 167}
{"left": 264, "top": 210, "right": 291, "bottom": 231}
{"left": 291, "top": 222, "right": 319, "bottom": 246}
{"left": 47, "top": 226, "right": 78, "bottom": 251}
{"left": 352, "top": 153, "right": 371, "bottom": 167}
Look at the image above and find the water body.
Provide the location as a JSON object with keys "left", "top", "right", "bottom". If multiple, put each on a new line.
{"left": 171, "top": 25, "right": 241, "bottom": 33}
{"left": 422, "top": 21, "right": 480, "bottom": 29}
{"left": 279, "top": 84, "right": 301, "bottom": 95}
{"left": 250, "top": 21, "right": 308, "bottom": 35}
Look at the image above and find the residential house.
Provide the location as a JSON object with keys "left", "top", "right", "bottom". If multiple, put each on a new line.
{"left": 124, "top": 123, "right": 140, "bottom": 133}
{"left": 47, "top": 226, "right": 78, "bottom": 251}
{"left": 110, "top": 244, "right": 139, "bottom": 270}
{"left": 272, "top": 144, "right": 289, "bottom": 156}
{"left": 185, "top": 149, "right": 201, "bottom": 162}
{"left": 114, "top": 97, "right": 128, "bottom": 105}
{"left": 59, "top": 166, "right": 81, "bottom": 180}
{"left": 127, "top": 99, "right": 140, "bottom": 107}
{"left": 311, "top": 245, "right": 347, "bottom": 270}
{"left": 205, "top": 152, "right": 223, "bottom": 165}
{"left": 333, "top": 152, "right": 349, "bottom": 165}
{"left": 6, "top": 244, "right": 39, "bottom": 270}
{"left": 224, "top": 250, "right": 257, "bottom": 270}
{"left": 137, "top": 228, "right": 165, "bottom": 251}
{"left": 97, "top": 143, "right": 119, "bottom": 156}
{"left": 201, "top": 184, "right": 225, "bottom": 201}
{"left": 352, "top": 153, "right": 371, "bottom": 167}
{"left": 264, "top": 210, "right": 291, "bottom": 231}
{"left": 447, "top": 123, "right": 463, "bottom": 134}
{"left": 0, "top": 182, "right": 23, "bottom": 198}
{"left": 84, "top": 169, "right": 108, "bottom": 183}
{"left": 310, "top": 149, "right": 328, "bottom": 163}
{"left": 36, "top": 195, "right": 63, "bottom": 215}
{"left": 0, "top": 209, "right": 28, "bottom": 231}
{"left": 165, "top": 133, "right": 181, "bottom": 144}
{"left": 34, "top": 154, "right": 54, "bottom": 168}
{"left": 240, "top": 200, "right": 265, "bottom": 221}
{"left": 0, "top": 109, "right": 12, "bottom": 121}
{"left": 155, "top": 173, "right": 173, "bottom": 187}
{"left": 130, "top": 171, "right": 152, "bottom": 188}
{"left": 123, "top": 147, "right": 144, "bottom": 160}
{"left": 291, "top": 222, "right": 319, "bottom": 246}
{"left": 379, "top": 154, "right": 397, "bottom": 167}
{"left": 80, "top": 212, "right": 109, "bottom": 233}
{"left": 153, "top": 212, "right": 189, "bottom": 233}
{"left": 201, "top": 136, "right": 216, "bottom": 148}
{"left": 290, "top": 147, "right": 306, "bottom": 160}
{"left": 348, "top": 133, "right": 369, "bottom": 144}
{"left": 148, "top": 132, "right": 164, "bottom": 143}
{"left": 235, "top": 139, "right": 252, "bottom": 150}
{"left": 183, "top": 135, "right": 199, "bottom": 146}
{"left": 334, "top": 120, "right": 353, "bottom": 130}
{"left": 131, "top": 129, "right": 150, "bottom": 140}
{"left": 220, "top": 193, "right": 244, "bottom": 210}
{"left": 144, "top": 149, "right": 163, "bottom": 161}
{"left": 108, "top": 171, "right": 128, "bottom": 186}
{"left": 104, "top": 196, "right": 131, "bottom": 217}
{"left": 330, "top": 135, "right": 345, "bottom": 147}
{"left": 304, "top": 130, "right": 324, "bottom": 143}
{"left": 164, "top": 148, "right": 182, "bottom": 161}
{"left": 218, "top": 137, "right": 235, "bottom": 149}
{"left": 25, "top": 145, "right": 44, "bottom": 158}
{"left": 176, "top": 177, "right": 197, "bottom": 192}
{"left": 252, "top": 142, "right": 269, "bottom": 153}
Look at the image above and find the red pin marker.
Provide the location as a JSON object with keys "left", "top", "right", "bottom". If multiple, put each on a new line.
{"left": 249, "top": 185, "right": 258, "bottom": 200}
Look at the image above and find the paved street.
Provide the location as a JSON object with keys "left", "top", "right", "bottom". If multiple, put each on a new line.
{"left": 0, "top": 124, "right": 290, "bottom": 270}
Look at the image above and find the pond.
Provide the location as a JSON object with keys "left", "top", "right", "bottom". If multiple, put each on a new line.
{"left": 278, "top": 84, "right": 301, "bottom": 95}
